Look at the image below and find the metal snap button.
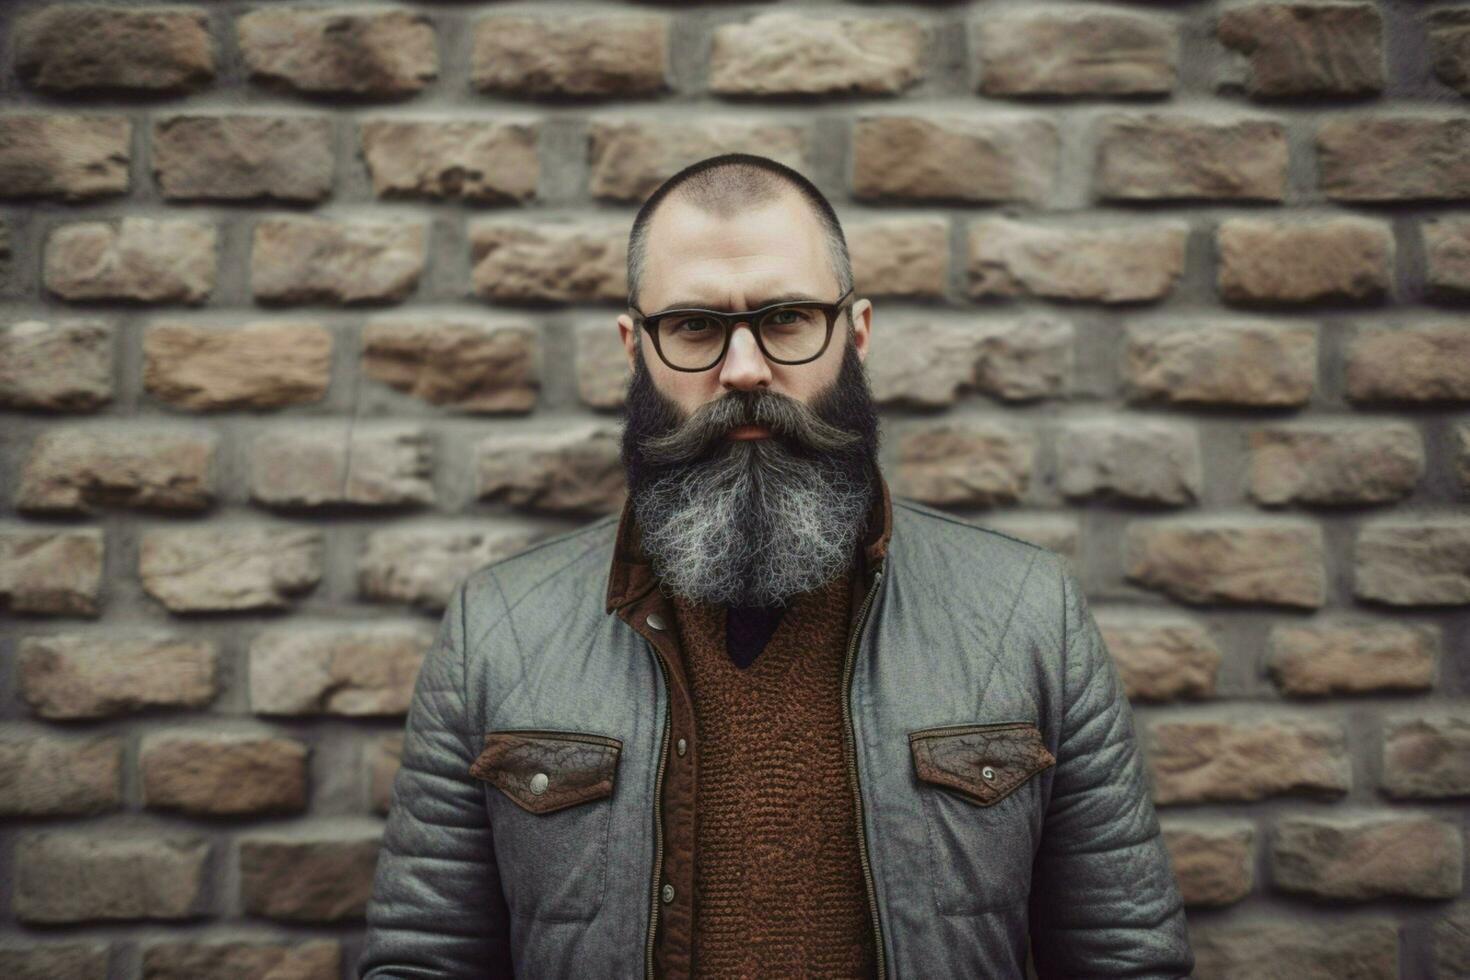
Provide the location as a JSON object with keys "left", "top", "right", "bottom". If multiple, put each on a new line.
{"left": 530, "top": 772, "right": 549, "bottom": 794}
{"left": 662, "top": 883, "right": 675, "bottom": 903}
{"left": 676, "top": 738, "right": 687, "bottom": 757}
{"left": 981, "top": 766, "right": 996, "bottom": 781}
{"left": 646, "top": 612, "right": 666, "bottom": 631}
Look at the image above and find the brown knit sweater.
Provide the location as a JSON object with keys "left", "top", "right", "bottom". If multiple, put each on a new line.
{"left": 669, "top": 567, "right": 878, "bottom": 979}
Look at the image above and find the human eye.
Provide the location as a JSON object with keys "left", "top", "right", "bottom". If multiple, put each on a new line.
{"left": 668, "top": 315, "right": 717, "bottom": 335}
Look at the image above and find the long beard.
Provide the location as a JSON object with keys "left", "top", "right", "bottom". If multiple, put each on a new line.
{"left": 620, "top": 332, "right": 881, "bottom": 607}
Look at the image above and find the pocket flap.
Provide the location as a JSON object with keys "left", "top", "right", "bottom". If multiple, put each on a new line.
{"left": 908, "top": 722, "right": 1055, "bottom": 807}
{"left": 469, "top": 729, "right": 622, "bottom": 815}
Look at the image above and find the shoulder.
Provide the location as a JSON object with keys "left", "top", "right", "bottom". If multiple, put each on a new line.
{"left": 459, "top": 514, "right": 618, "bottom": 613}
{"left": 892, "top": 496, "right": 1061, "bottom": 572}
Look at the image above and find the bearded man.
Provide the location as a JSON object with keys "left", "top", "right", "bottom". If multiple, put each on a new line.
{"left": 359, "top": 154, "right": 1194, "bottom": 980}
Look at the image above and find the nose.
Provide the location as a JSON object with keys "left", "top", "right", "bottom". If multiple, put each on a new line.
{"left": 718, "top": 321, "right": 772, "bottom": 391}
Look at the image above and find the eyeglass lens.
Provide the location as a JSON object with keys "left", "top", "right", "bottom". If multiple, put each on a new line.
{"left": 656, "top": 305, "right": 828, "bottom": 370}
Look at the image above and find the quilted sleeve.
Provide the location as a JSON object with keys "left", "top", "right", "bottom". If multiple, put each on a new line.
{"left": 1027, "top": 563, "right": 1194, "bottom": 979}
{"left": 358, "top": 579, "right": 515, "bottom": 979}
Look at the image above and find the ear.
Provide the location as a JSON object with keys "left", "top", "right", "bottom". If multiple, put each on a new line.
{"left": 849, "top": 298, "right": 872, "bottom": 363}
{"left": 617, "top": 313, "right": 638, "bottom": 372}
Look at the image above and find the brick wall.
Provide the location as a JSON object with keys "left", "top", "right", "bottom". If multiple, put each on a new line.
{"left": 1, "top": 1, "right": 1468, "bottom": 977}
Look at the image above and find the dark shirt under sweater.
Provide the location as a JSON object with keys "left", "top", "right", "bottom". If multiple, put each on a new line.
{"left": 725, "top": 602, "right": 787, "bottom": 668}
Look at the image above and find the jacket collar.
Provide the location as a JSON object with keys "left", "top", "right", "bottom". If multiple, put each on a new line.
{"left": 605, "top": 466, "right": 893, "bottom": 615}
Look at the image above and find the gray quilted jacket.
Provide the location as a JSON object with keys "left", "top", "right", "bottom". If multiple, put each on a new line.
{"left": 358, "top": 492, "right": 1194, "bottom": 979}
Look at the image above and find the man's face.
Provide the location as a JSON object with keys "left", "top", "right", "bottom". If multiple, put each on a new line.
{"left": 617, "top": 192, "right": 873, "bottom": 419}
{"left": 614, "top": 191, "right": 882, "bottom": 608}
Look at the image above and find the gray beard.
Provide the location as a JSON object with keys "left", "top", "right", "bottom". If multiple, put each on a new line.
{"left": 631, "top": 440, "right": 872, "bottom": 608}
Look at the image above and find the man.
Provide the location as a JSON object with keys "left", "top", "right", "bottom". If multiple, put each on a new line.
{"left": 358, "top": 153, "right": 1194, "bottom": 979}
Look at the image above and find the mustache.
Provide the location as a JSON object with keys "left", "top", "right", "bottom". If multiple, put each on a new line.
{"left": 636, "top": 387, "right": 864, "bottom": 467}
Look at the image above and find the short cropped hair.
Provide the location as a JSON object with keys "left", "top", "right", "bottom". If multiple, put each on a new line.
{"left": 625, "top": 153, "right": 853, "bottom": 314}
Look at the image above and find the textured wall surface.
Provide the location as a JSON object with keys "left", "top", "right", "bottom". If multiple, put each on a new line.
{"left": 1, "top": 0, "right": 1468, "bottom": 977}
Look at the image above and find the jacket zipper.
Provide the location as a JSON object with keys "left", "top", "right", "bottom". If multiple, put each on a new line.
{"left": 843, "top": 557, "right": 887, "bottom": 980}
{"left": 644, "top": 647, "right": 672, "bottom": 980}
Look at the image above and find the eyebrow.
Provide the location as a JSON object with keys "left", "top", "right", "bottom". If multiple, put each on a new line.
{"left": 651, "top": 292, "right": 826, "bottom": 313}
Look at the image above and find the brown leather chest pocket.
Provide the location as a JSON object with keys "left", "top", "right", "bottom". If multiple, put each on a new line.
{"left": 907, "top": 721, "right": 1056, "bottom": 915}
{"left": 909, "top": 721, "right": 1056, "bottom": 807}
{"left": 470, "top": 729, "right": 621, "bottom": 815}
{"left": 469, "top": 728, "right": 622, "bottom": 921}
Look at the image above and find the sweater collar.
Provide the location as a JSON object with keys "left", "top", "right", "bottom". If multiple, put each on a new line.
{"left": 604, "top": 466, "right": 893, "bottom": 615}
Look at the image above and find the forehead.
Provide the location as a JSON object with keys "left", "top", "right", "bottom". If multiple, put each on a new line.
{"left": 639, "top": 191, "right": 836, "bottom": 312}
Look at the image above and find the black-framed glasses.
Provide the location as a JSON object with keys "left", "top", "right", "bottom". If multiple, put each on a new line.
{"left": 628, "top": 288, "right": 855, "bottom": 372}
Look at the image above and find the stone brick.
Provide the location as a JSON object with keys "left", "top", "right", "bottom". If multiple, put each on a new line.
{"left": 853, "top": 115, "right": 1057, "bottom": 204}
{"left": 1437, "top": 904, "right": 1470, "bottom": 979}
{"left": 362, "top": 316, "right": 538, "bottom": 413}
{"left": 893, "top": 419, "right": 1034, "bottom": 508}
{"left": 0, "top": 320, "right": 113, "bottom": 411}
{"left": 152, "top": 115, "right": 332, "bottom": 203}
{"left": 472, "top": 14, "right": 667, "bottom": 98}
{"left": 868, "top": 317, "right": 1072, "bottom": 408}
{"left": 144, "top": 320, "right": 331, "bottom": 411}
{"left": 1345, "top": 323, "right": 1470, "bottom": 403}
{"left": 0, "top": 527, "right": 103, "bottom": 616}
{"left": 1424, "top": 216, "right": 1470, "bottom": 299}
{"left": 1160, "top": 820, "right": 1253, "bottom": 907}
{"left": 967, "top": 218, "right": 1188, "bottom": 303}
{"left": 1149, "top": 717, "right": 1350, "bottom": 804}
{"left": 0, "top": 944, "right": 108, "bottom": 980}
{"left": 0, "top": 115, "right": 130, "bottom": 200}
{"left": 1095, "top": 115, "right": 1287, "bottom": 202}
{"left": 1430, "top": 9, "right": 1470, "bottom": 97}
{"left": 18, "top": 426, "right": 216, "bottom": 514}
{"left": 139, "top": 526, "right": 323, "bottom": 613}
{"left": 847, "top": 217, "right": 949, "bottom": 299}
{"left": 16, "top": 632, "right": 219, "bottom": 720}
{"left": 1268, "top": 621, "right": 1437, "bottom": 697}
{"left": 238, "top": 8, "right": 436, "bottom": 98}
{"left": 250, "top": 624, "right": 430, "bottom": 717}
{"left": 1125, "top": 519, "right": 1326, "bottom": 608}
{"left": 975, "top": 8, "right": 1176, "bottom": 96}
{"left": 575, "top": 320, "right": 630, "bottom": 410}
{"left": 360, "top": 120, "right": 537, "bottom": 203}
{"left": 357, "top": 524, "right": 541, "bottom": 612}
{"left": 252, "top": 216, "right": 425, "bottom": 305}
{"left": 1093, "top": 613, "right": 1221, "bottom": 702}
{"left": 141, "top": 732, "right": 307, "bottom": 816}
{"left": 45, "top": 218, "right": 216, "bottom": 304}
{"left": 141, "top": 941, "right": 341, "bottom": 980}
{"left": 249, "top": 424, "right": 433, "bottom": 509}
{"left": 1459, "top": 425, "right": 1470, "bottom": 496}
{"left": 1216, "top": 216, "right": 1392, "bottom": 305}
{"left": 1189, "top": 921, "right": 1399, "bottom": 980}
{"left": 238, "top": 831, "right": 379, "bottom": 922}
{"left": 710, "top": 12, "right": 923, "bottom": 97}
{"left": 1248, "top": 423, "right": 1422, "bottom": 506}
{"left": 0, "top": 736, "right": 121, "bottom": 816}
{"left": 468, "top": 220, "right": 627, "bottom": 303}
{"left": 1354, "top": 519, "right": 1470, "bottom": 606}
{"left": 1217, "top": 2, "right": 1383, "bottom": 98}
{"left": 1271, "top": 813, "right": 1462, "bottom": 900}
{"left": 15, "top": 5, "right": 214, "bottom": 94}
{"left": 14, "top": 832, "right": 209, "bottom": 923}
{"left": 1382, "top": 713, "right": 1470, "bottom": 801}
{"left": 1056, "top": 417, "right": 1201, "bottom": 506}
{"left": 588, "top": 117, "right": 806, "bottom": 203}
{"left": 366, "top": 734, "right": 403, "bottom": 815}
{"left": 476, "top": 423, "right": 624, "bottom": 515}
{"left": 1124, "top": 320, "right": 1316, "bottom": 407}
{"left": 1318, "top": 116, "right": 1470, "bottom": 201}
